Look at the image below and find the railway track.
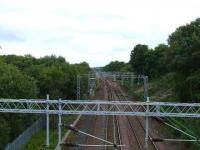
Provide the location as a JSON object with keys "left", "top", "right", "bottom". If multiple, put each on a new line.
{"left": 109, "top": 81, "right": 142, "bottom": 150}
{"left": 64, "top": 78, "right": 158, "bottom": 150}
{"left": 79, "top": 79, "right": 122, "bottom": 150}
{"left": 114, "top": 116, "right": 122, "bottom": 150}
{"left": 105, "top": 79, "right": 122, "bottom": 150}
{"left": 115, "top": 90, "right": 158, "bottom": 150}
{"left": 106, "top": 79, "right": 159, "bottom": 150}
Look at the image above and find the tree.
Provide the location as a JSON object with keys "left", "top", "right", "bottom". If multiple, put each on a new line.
{"left": 130, "top": 44, "right": 149, "bottom": 75}
{"left": 145, "top": 44, "right": 168, "bottom": 77}
{"left": 103, "top": 61, "right": 128, "bottom": 72}
{"left": 167, "top": 18, "right": 200, "bottom": 74}
{"left": 167, "top": 18, "right": 200, "bottom": 101}
{"left": 0, "top": 61, "right": 38, "bottom": 148}
{"left": 0, "top": 62, "right": 38, "bottom": 98}
{"left": 0, "top": 55, "right": 91, "bottom": 147}
{"left": 74, "top": 62, "right": 91, "bottom": 74}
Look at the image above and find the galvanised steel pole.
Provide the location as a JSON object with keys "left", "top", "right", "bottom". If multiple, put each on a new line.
{"left": 145, "top": 97, "right": 150, "bottom": 149}
{"left": 144, "top": 76, "right": 149, "bottom": 149}
{"left": 144, "top": 76, "right": 148, "bottom": 101}
{"left": 46, "top": 94, "right": 49, "bottom": 147}
{"left": 58, "top": 98, "right": 62, "bottom": 150}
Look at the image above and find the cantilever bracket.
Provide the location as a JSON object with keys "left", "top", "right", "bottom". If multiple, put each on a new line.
{"left": 63, "top": 124, "right": 125, "bottom": 148}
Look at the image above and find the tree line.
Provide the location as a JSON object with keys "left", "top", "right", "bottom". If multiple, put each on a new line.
{"left": 104, "top": 18, "right": 200, "bottom": 102}
{"left": 0, "top": 55, "right": 90, "bottom": 148}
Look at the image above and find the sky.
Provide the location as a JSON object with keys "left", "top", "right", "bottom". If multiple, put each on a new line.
{"left": 0, "top": 0, "right": 199, "bottom": 67}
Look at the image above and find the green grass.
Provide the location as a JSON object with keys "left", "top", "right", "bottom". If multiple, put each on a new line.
{"left": 21, "top": 115, "right": 75, "bottom": 150}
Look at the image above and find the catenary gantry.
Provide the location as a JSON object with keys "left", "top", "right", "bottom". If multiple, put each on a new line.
{"left": 1, "top": 99, "right": 200, "bottom": 117}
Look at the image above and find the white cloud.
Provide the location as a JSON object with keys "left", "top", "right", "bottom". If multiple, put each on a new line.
{"left": 0, "top": 0, "right": 200, "bottom": 67}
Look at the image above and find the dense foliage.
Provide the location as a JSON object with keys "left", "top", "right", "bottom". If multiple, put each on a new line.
{"left": 103, "top": 18, "right": 200, "bottom": 102}
{"left": 0, "top": 61, "right": 38, "bottom": 148}
{"left": 130, "top": 44, "right": 169, "bottom": 78}
{"left": 103, "top": 18, "right": 200, "bottom": 149}
{"left": 0, "top": 55, "right": 90, "bottom": 148}
{"left": 129, "top": 18, "right": 200, "bottom": 102}
{"left": 103, "top": 61, "right": 132, "bottom": 72}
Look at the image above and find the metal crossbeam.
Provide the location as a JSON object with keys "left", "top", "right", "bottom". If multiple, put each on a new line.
{"left": 98, "top": 72, "right": 139, "bottom": 79}
{"left": 1, "top": 99, "right": 200, "bottom": 117}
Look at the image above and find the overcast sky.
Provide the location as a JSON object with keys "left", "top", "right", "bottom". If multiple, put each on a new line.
{"left": 0, "top": 0, "right": 199, "bottom": 67}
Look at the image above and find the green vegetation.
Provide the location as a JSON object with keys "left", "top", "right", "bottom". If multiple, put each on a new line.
{"left": 104, "top": 18, "right": 200, "bottom": 149}
{"left": 104, "top": 18, "right": 200, "bottom": 103}
{"left": 133, "top": 76, "right": 200, "bottom": 149}
{"left": 130, "top": 44, "right": 168, "bottom": 78}
{"left": 103, "top": 61, "right": 132, "bottom": 72}
{"left": 0, "top": 55, "right": 90, "bottom": 149}
{"left": 0, "top": 61, "right": 38, "bottom": 149}
{"left": 21, "top": 115, "right": 75, "bottom": 150}
{"left": 130, "top": 18, "right": 200, "bottom": 102}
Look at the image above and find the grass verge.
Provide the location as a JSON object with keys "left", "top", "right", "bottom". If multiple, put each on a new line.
{"left": 20, "top": 115, "right": 75, "bottom": 150}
